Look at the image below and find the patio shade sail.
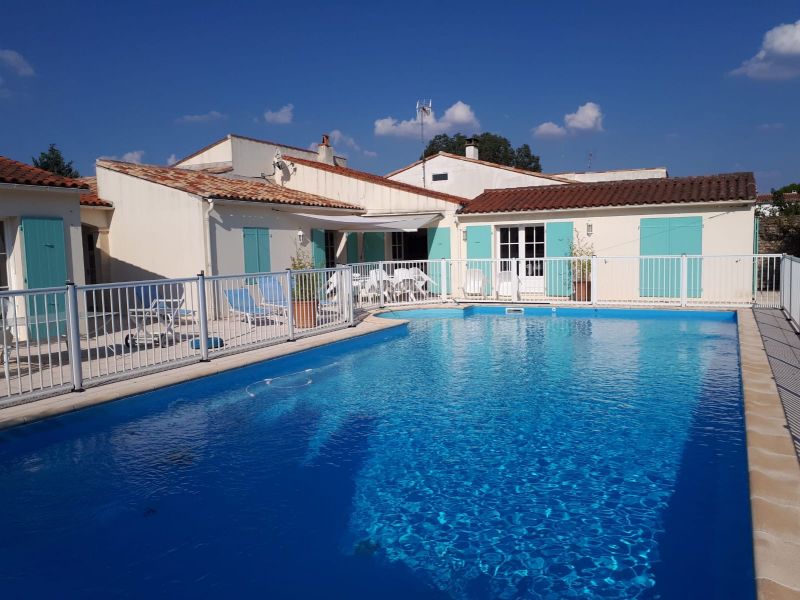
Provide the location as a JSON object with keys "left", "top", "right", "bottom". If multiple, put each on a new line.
{"left": 292, "top": 213, "right": 441, "bottom": 232}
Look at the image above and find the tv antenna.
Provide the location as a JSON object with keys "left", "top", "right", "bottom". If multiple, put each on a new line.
{"left": 417, "top": 99, "right": 432, "bottom": 188}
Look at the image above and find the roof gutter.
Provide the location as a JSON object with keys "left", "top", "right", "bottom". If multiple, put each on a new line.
{"left": 458, "top": 199, "right": 756, "bottom": 217}
{"left": 208, "top": 197, "right": 363, "bottom": 214}
{"left": 0, "top": 182, "right": 87, "bottom": 195}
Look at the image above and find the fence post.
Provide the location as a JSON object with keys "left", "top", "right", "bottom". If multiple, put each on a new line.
{"left": 65, "top": 281, "right": 83, "bottom": 391}
{"left": 781, "top": 254, "right": 787, "bottom": 314}
{"left": 680, "top": 254, "right": 688, "bottom": 307}
{"left": 590, "top": 255, "right": 597, "bottom": 305}
{"left": 440, "top": 258, "right": 447, "bottom": 303}
{"left": 512, "top": 258, "right": 520, "bottom": 301}
{"left": 379, "top": 261, "right": 385, "bottom": 308}
{"left": 196, "top": 271, "right": 210, "bottom": 362}
{"left": 286, "top": 269, "right": 295, "bottom": 340}
{"left": 347, "top": 266, "right": 355, "bottom": 326}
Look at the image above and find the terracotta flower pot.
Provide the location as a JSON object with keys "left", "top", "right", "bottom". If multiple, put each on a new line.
{"left": 572, "top": 281, "right": 591, "bottom": 302}
{"left": 293, "top": 300, "right": 318, "bottom": 328}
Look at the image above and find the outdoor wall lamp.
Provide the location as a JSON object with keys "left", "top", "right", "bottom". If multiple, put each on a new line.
{"left": 297, "top": 229, "right": 305, "bottom": 244}
{"left": 586, "top": 220, "right": 594, "bottom": 236}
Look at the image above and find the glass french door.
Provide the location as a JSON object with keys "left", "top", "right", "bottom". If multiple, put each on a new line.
{"left": 498, "top": 225, "right": 545, "bottom": 293}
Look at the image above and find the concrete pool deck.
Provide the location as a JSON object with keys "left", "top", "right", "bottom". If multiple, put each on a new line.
{"left": 738, "top": 308, "right": 800, "bottom": 599}
{"left": 1, "top": 303, "right": 798, "bottom": 598}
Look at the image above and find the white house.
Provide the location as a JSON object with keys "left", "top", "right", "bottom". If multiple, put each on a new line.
{"left": 94, "top": 159, "right": 362, "bottom": 281}
{"left": 0, "top": 156, "right": 89, "bottom": 291}
{"left": 386, "top": 138, "right": 668, "bottom": 199}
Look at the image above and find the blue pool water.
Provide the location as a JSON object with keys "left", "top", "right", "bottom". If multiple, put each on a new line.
{"left": 0, "top": 307, "right": 753, "bottom": 599}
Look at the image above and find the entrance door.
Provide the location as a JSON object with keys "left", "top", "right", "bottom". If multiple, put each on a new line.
{"left": 21, "top": 217, "right": 68, "bottom": 337}
{"left": 498, "top": 225, "right": 545, "bottom": 294}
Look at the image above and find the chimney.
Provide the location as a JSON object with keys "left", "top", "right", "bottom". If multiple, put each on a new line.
{"left": 317, "top": 133, "right": 334, "bottom": 165}
{"left": 465, "top": 138, "right": 479, "bottom": 160}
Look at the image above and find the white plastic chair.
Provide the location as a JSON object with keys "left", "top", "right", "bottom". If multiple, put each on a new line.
{"left": 497, "top": 270, "right": 519, "bottom": 299}
{"left": 463, "top": 269, "right": 485, "bottom": 297}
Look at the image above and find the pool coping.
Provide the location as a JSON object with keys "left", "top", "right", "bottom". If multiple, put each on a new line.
{"left": 737, "top": 308, "right": 800, "bottom": 599}
{"left": 2, "top": 303, "right": 798, "bottom": 598}
{"left": 0, "top": 313, "right": 408, "bottom": 431}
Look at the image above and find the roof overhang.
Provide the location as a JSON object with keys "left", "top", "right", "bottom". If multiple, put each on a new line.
{"left": 0, "top": 182, "right": 86, "bottom": 195}
{"left": 292, "top": 212, "right": 442, "bottom": 232}
{"left": 208, "top": 197, "right": 362, "bottom": 214}
{"left": 458, "top": 199, "right": 756, "bottom": 217}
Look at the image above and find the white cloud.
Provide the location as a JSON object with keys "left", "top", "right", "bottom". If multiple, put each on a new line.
{"left": 758, "top": 122, "right": 784, "bottom": 131}
{"left": 100, "top": 150, "right": 145, "bottom": 164}
{"left": 264, "top": 103, "right": 294, "bottom": 124}
{"left": 166, "top": 153, "right": 178, "bottom": 165}
{"left": 326, "top": 129, "right": 377, "bottom": 157}
{"left": 532, "top": 121, "right": 568, "bottom": 139}
{"left": 176, "top": 110, "right": 226, "bottom": 124}
{"left": 733, "top": 19, "right": 800, "bottom": 80}
{"left": 0, "top": 49, "right": 35, "bottom": 76}
{"left": 533, "top": 102, "right": 604, "bottom": 139}
{"left": 564, "top": 102, "right": 603, "bottom": 132}
{"left": 374, "top": 100, "right": 480, "bottom": 138}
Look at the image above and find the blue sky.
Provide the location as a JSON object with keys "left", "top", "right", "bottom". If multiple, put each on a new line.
{"left": 1, "top": 1, "right": 797, "bottom": 191}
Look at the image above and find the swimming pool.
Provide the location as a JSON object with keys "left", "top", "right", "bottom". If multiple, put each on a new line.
{"left": 0, "top": 307, "right": 753, "bottom": 599}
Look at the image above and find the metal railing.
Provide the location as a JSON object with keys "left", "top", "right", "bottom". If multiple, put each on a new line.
{"left": 0, "top": 266, "right": 354, "bottom": 407}
{"left": 0, "top": 255, "right": 785, "bottom": 407}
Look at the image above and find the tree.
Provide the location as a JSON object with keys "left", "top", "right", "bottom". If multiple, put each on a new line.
{"left": 422, "top": 132, "right": 542, "bottom": 172}
{"left": 769, "top": 183, "right": 800, "bottom": 216}
{"left": 32, "top": 144, "right": 80, "bottom": 178}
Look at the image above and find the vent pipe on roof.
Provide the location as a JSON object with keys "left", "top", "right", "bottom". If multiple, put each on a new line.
{"left": 465, "top": 138, "right": 479, "bottom": 160}
{"left": 317, "top": 134, "right": 334, "bottom": 165}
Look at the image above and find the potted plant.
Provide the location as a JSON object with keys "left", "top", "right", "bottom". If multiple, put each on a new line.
{"left": 569, "top": 232, "right": 594, "bottom": 301}
{"left": 289, "top": 250, "right": 320, "bottom": 328}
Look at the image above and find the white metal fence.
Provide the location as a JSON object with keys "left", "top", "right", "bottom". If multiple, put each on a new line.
{"left": 0, "top": 267, "right": 353, "bottom": 407}
{"left": 0, "top": 255, "right": 786, "bottom": 407}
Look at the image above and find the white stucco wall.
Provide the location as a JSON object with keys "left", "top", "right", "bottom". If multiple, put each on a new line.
{"left": 174, "top": 137, "right": 233, "bottom": 169}
{"left": 388, "top": 155, "right": 569, "bottom": 199}
{"left": 98, "top": 168, "right": 206, "bottom": 281}
{"left": 455, "top": 203, "right": 756, "bottom": 302}
{"left": 556, "top": 168, "right": 668, "bottom": 182}
{"left": 0, "top": 185, "right": 85, "bottom": 289}
{"left": 456, "top": 203, "right": 755, "bottom": 258}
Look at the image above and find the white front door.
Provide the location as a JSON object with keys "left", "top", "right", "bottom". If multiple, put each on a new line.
{"left": 498, "top": 225, "right": 545, "bottom": 294}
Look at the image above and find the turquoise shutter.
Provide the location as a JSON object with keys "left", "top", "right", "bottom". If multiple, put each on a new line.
{"left": 346, "top": 232, "right": 359, "bottom": 264}
{"left": 427, "top": 227, "right": 451, "bottom": 259}
{"left": 243, "top": 228, "right": 271, "bottom": 273}
{"left": 21, "top": 217, "right": 68, "bottom": 338}
{"left": 311, "top": 229, "right": 326, "bottom": 268}
{"left": 639, "top": 218, "right": 672, "bottom": 297}
{"left": 427, "top": 227, "right": 452, "bottom": 293}
{"left": 669, "top": 217, "right": 702, "bottom": 298}
{"left": 466, "top": 226, "right": 491, "bottom": 258}
{"left": 639, "top": 217, "right": 702, "bottom": 298}
{"left": 363, "top": 232, "right": 385, "bottom": 262}
{"left": 545, "top": 221, "right": 573, "bottom": 297}
{"left": 466, "top": 226, "right": 492, "bottom": 294}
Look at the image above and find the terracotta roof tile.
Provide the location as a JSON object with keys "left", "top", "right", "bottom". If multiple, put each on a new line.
{"left": 757, "top": 192, "right": 799, "bottom": 204}
{"left": 96, "top": 159, "right": 360, "bottom": 210}
{"left": 461, "top": 172, "right": 756, "bottom": 214}
{"left": 0, "top": 156, "right": 88, "bottom": 190}
{"left": 285, "top": 154, "right": 467, "bottom": 205}
{"left": 75, "top": 177, "right": 113, "bottom": 207}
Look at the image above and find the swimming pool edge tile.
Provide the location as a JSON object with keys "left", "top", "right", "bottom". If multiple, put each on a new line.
{"left": 0, "top": 315, "right": 408, "bottom": 431}
{"left": 737, "top": 308, "right": 800, "bottom": 599}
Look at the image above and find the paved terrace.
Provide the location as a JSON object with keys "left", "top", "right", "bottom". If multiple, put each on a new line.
{"left": 752, "top": 308, "right": 800, "bottom": 460}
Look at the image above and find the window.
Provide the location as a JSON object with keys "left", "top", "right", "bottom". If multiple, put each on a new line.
{"left": 498, "top": 225, "right": 545, "bottom": 276}
{"left": 0, "top": 224, "right": 7, "bottom": 291}
{"left": 391, "top": 232, "right": 405, "bottom": 260}
{"left": 324, "top": 230, "right": 336, "bottom": 268}
{"left": 83, "top": 230, "right": 98, "bottom": 285}
{"left": 432, "top": 173, "right": 448, "bottom": 182}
